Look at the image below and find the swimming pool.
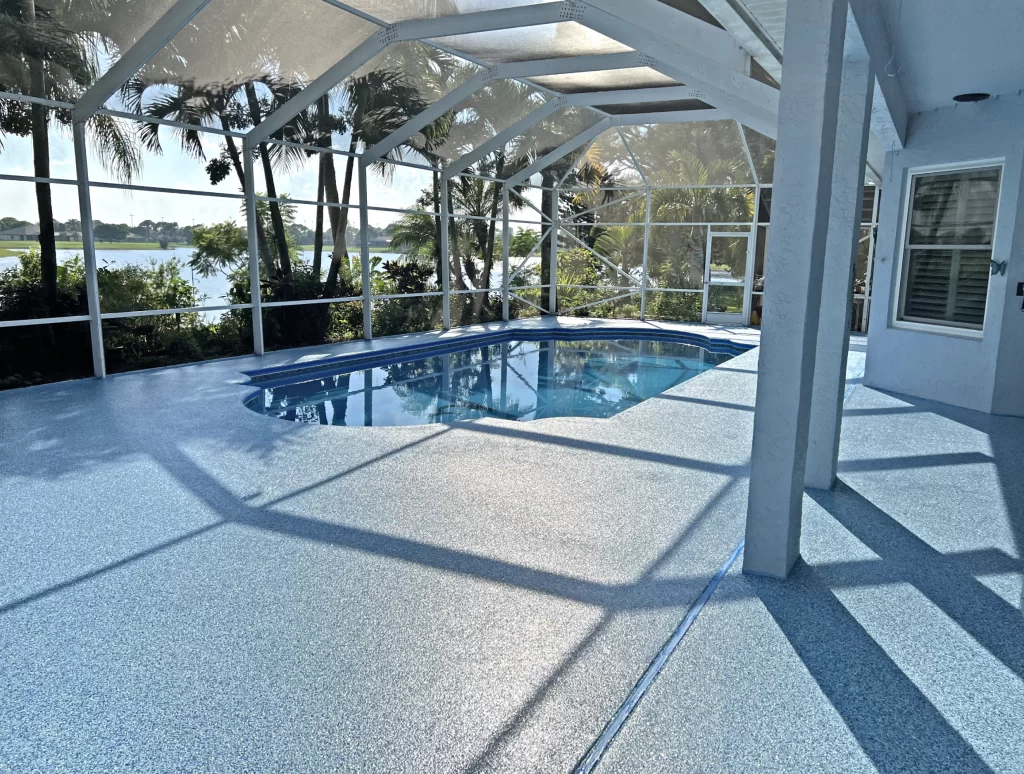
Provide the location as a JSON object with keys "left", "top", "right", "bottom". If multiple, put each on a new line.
{"left": 245, "top": 336, "right": 736, "bottom": 426}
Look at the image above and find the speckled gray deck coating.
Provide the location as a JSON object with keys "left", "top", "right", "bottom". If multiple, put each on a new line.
{"left": 599, "top": 382, "right": 1024, "bottom": 773}
{"left": 1, "top": 318, "right": 761, "bottom": 773}
{"left": 3, "top": 318, "right": 1009, "bottom": 774}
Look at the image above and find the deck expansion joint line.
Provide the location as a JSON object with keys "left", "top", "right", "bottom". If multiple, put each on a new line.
{"left": 575, "top": 355, "right": 867, "bottom": 773}
{"left": 573, "top": 540, "right": 745, "bottom": 774}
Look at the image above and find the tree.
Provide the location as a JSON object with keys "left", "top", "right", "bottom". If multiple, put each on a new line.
{"left": 0, "top": 0, "right": 140, "bottom": 312}
{"left": 318, "top": 67, "right": 432, "bottom": 296}
{"left": 389, "top": 193, "right": 437, "bottom": 258}
{"left": 508, "top": 229, "right": 540, "bottom": 257}
{"left": 93, "top": 222, "right": 130, "bottom": 242}
{"left": 0, "top": 217, "right": 29, "bottom": 231}
{"left": 189, "top": 221, "right": 247, "bottom": 278}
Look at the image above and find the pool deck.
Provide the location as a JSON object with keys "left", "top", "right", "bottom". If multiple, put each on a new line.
{"left": 1, "top": 317, "right": 1021, "bottom": 773}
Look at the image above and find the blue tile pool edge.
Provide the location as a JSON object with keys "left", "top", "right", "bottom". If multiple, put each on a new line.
{"left": 241, "top": 327, "right": 756, "bottom": 392}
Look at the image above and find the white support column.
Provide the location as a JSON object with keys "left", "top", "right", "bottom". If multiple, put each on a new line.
{"left": 501, "top": 184, "right": 511, "bottom": 322}
{"left": 242, "top": 144, "right": 265, "bottom": 355}
{"left": 743, "top": 0, "right": 849, "bottom": 579}
{"left": 549, "top": 184, "right": 559, "bottom": 315}
{"left": 640, "top": 186, "right": 652, "bottom": 320}
{"left": 805, "top": 57, "right": 874, "bottom": 490}
{"left": 71, "top": 122, "right": 105, "bottom": 378}
{"left": 359, "top": 161, "right": 373, "bottom": 340}
{"left": 440, "top": 174, "right": 452, "bottom": 330}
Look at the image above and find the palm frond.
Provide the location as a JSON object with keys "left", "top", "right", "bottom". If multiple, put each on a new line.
{"left": 86, "top": 112, "right": 141, "bottom": 183}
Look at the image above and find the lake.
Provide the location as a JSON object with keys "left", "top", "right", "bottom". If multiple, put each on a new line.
{"left": 1, "top": 247, "right": 528, "bottom": 319}
{"left": 1, "top": 247, "right": 402, "bottom": 314}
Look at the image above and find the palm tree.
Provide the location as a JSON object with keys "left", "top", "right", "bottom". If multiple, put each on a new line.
{"left": 648, "top": 161, "right": 753, "bottom": 288}
{"left": 121, "top": 74, "right": 314, "bottom": 286}
{"left": 0, "top": 0, "right": 139, "bottom": 312}
{"left": 317, "top": 61, "right": 437, "bottom": 296}
{"left": 119, "top": 80, "right": 279, "bottom": 277}
{"left": 617, "top": 123, "right": 754, "bottom": 291}
{"left": 388, "top": 192, "right": 437, "bottom": 258}
{"left": 594, "top": 224, "right": 646, "bottom": 277}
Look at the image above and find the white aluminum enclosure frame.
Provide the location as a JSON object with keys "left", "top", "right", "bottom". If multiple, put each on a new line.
{"left": 7, "top": 0, "right": 850, "bottom": 379}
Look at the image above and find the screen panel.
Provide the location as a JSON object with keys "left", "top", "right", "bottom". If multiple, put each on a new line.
{"left": 529, "top": 68, "right": 678, "bottom": 94}
{"left": 133, "top": 0, "right": 380, "bottom": 98}
{"left": 340, "top": 0, "right": 559, "bottom": 23}
{"left": 618, "top": 121, "right": 755, "bottom": 187}
{"left": 1, "top": 0, "right": 181, "bottom": 99}
{"left": 431, "top": 79, "right": 550, "bottom": 164}
{"left": 433, "top": 22, "right": 631, "bottom": 64}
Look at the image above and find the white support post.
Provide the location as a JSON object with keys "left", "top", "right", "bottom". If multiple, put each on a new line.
{"left": 805, "top": 57, "right": 874, "bottom": 490}
{"left": 359, "top": 161, "right": 373, "bottom": 340}
{"left": 71, "top": 121, "right": 105, "bottom": 378}
{"left": 739, "top": 124, "right": 760, "bottom": 327}
{"left": 242, "top": 144, "right": 265, "bottom": 355}
{"left": 640, "top": 186, "right": 652, "bottom": 320}
{"left": 440, "top": 174, "right": 452, "bottom": 330}
{"left": 502, "top": 184, "right": 511, "bottom": 322}
{"left": 847, "top": 0, "right": 909, "bottom": 150}
{"left": 549, "top": 184, "right": 559, "bottom": 315}
{"left": 743, "top": 0, "right": 848, "bottom": 579}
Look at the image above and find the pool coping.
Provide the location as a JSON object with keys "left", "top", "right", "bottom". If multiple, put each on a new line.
{"left": 241, "top": 322, "right": 757, "bottom": 390}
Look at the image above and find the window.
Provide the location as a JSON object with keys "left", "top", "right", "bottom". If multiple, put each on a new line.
{"left": 897, "top": 166, "right": 1001, "bottom": 331}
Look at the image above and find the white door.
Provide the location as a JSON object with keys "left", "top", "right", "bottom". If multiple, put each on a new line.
{"left": 703, "top": 233, "right": 749, "bottom": 324}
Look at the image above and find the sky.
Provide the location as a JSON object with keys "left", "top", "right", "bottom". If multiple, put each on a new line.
{"left": 0, "top": 120, "right": 545, "bottom": 235}
{"left": 1, "top": 123, "right": 444, "bottom": 231}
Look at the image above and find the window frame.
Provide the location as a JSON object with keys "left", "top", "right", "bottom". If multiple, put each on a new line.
{"left": 892, "top": 160, "right": 1004, "bottom": 338}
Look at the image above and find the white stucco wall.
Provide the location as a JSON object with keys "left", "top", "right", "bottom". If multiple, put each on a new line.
{"left": 865, "top": 93, "right": 1024, "bottom": 416}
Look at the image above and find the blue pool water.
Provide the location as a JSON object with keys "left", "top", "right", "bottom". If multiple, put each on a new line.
{"left": 247, "top": 338, "right": 733, "bottom": 426}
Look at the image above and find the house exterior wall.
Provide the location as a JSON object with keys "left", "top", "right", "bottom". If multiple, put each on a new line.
{"left": 865, "top": 94, "right": 1024, "bottom": 416}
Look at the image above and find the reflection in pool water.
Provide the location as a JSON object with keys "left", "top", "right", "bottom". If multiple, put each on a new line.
{"left": 247, "top": 338, "right": 733, "bottom": 426}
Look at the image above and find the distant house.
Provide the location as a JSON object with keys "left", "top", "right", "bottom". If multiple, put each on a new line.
{"left": 0, "top": 224, "right": 41, "bottom": 241}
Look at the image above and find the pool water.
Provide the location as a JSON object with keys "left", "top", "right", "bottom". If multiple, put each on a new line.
{"left": 247, "top": 338, "right": 733, "bottom": 426}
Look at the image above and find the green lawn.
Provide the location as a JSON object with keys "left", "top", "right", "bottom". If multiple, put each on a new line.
{"left": 0, "top": 241, "right": 188, "bottom": 256}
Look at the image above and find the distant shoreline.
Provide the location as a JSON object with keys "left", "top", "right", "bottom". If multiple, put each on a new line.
{"left": 0, "top": 242, "right": 396, "bottom": 259}
{"left": 0, "top": 241, "right": 188, "bottom": 258}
